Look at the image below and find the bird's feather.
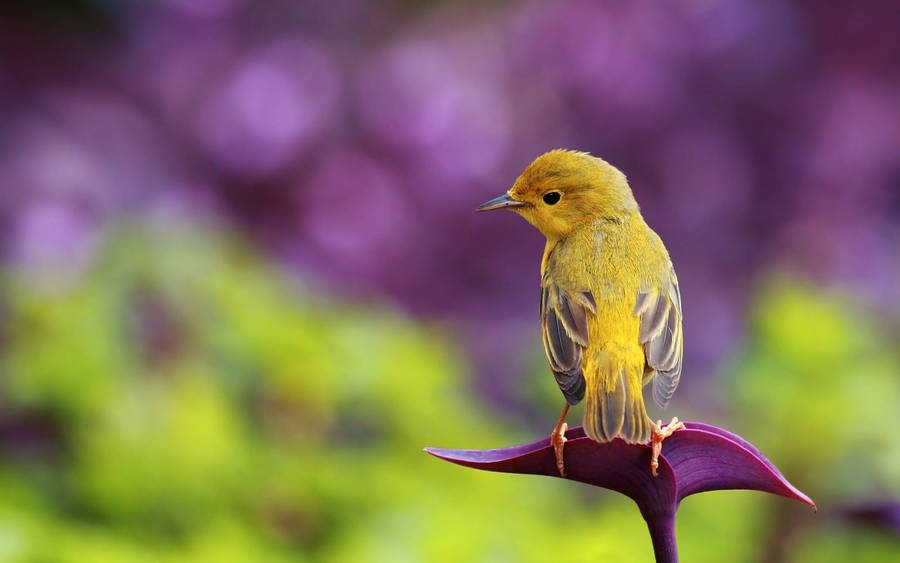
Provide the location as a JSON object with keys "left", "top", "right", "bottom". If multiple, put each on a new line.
{"left": 541, "top": 283, "right": 591, "bottom": 404}
{"left": 602, "top": 365, "right": 626, "bottom": 438}
{"left": 636, "top": 269, "right": 683, "bottom": 408}
{"left": 583, "top": 350, "right": 650, "bottom": 443}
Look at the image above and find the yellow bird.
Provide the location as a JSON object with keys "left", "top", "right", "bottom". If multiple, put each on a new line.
{"left": 477, "top": 149, "right": 684, "bottom": 477}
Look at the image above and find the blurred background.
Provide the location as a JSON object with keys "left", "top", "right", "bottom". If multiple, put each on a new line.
{"left": 0, "top": 0, "right": 898, "bottom": 561}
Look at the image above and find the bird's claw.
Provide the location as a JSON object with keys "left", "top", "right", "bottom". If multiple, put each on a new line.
{"left": 650, "top": 417, "right": 685, "bottom": 477}
{"left": 551, "top": 422, "right": 568, "bottom": 477}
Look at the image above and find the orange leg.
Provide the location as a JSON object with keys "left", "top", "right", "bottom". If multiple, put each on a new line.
{"left": 551, "top": 403, "right": 570, "bottom": 477}
{"left": 650, "top": 417, "right": 685, "bottom": 477}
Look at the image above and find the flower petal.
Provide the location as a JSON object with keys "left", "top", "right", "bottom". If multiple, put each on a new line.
{"left": 427, "top": 422, "right": 816, "bottom": 563}
{"left": 426, "top": 421, "right": 815, "bottom": 515}
{"left": 662, "top": 423, "right": 816, "bottom": 510}
{"left": 427, "top": 426, "right": 678, "bottom": 517}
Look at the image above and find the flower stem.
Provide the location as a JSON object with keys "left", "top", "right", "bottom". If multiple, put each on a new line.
{"left": 643, "top": 512, "right": 678, "bottom": 563}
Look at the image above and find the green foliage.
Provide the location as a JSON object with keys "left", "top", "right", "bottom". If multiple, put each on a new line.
{"left": 0, "top": 224, "right": 651, "bottom": 561}
{"left": 730, "top": 278, "right": 900, "bottom": 494}
{"left": 727, "top": 276, "right": 900, "bottom": 561}
{"left": 792, "top": 524, "right": 899, "bottom": 563}
{"left": 0, "top": 227, "right": 896, "bottom": 561}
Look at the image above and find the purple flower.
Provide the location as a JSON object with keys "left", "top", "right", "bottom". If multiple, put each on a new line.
{"left": 194, "top": 38, "right": 339, "bottom": 179}
{"left": 842, "top": 501, "right": 900, "bottom": 536}
{"left": 427, "top": 421, "right": 814, "bottom": 563}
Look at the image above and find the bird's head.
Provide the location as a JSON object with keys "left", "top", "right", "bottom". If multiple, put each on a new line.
{"left": 477, "top": 149, "right": 638, "bottom": 240}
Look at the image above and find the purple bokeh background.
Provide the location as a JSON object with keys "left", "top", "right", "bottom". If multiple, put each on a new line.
{"left": 1, "top": 0, "right": 898, "bottom": 406}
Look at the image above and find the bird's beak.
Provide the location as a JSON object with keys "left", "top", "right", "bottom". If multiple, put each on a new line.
{"left": 475, "top": 192, "right": 526, "bottom": 212}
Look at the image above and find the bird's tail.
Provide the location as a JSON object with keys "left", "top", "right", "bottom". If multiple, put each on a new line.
{"left": 583, "top": 361, "right": 651, "bottom": 444}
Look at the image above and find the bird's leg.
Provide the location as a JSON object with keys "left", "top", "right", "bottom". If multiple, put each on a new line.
{"left": 650, "top": 417, "right": 686, "bottom": 477}
{"left": 551, "top": 403, "right": 570, "bottom": 477}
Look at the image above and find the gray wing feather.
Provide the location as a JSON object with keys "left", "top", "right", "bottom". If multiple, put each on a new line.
{"left": 637, "top": 268, "right": 683, "bottom": 408}
{"left": 541, "top": 283, "right": 592, "bottom": 405}
{"left": 557, "top": 293, "right": 589, "bottom": 347}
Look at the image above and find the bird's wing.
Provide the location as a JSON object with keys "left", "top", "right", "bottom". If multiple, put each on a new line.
{"left": 541, "top": 282, "right": 596, "bottom": 405}
{"left": 634, "top": 267, "right": 683, "bottom": 408}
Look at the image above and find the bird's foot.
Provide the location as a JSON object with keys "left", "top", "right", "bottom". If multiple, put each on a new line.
{"left": 650, "top": 417, "right": 685, "bottom": 477}
{"left": 551, "top": 422, "right": 568, "bottom": 477}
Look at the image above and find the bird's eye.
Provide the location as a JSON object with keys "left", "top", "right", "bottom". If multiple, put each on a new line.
{"left": 542, "top": 191, "right": 561, "bottom": 205}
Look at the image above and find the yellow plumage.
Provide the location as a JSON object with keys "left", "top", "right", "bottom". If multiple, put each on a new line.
{"left": 478, "top": 149, "right": 683, "bottom": 446}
